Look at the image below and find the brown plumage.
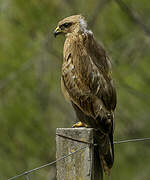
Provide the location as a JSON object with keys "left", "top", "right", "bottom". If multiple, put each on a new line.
{"left": 54, "top": 15, "right": 117, "bottom": 175}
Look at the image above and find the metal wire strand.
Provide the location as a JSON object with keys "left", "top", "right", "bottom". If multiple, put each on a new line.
{"left": 114, "top": 137, "right": 150, "bottom": 144}
{"left": 56, "top": 133, "right": 150, "bottom": 145}
{"left": 56, "top": 133, "right": 95, "bottom": 145}
{"left": 8, "top": 137, "right": 150, "bottom": 180}
{"left": 8, "top": 146, "right": 87, "bottom": 180}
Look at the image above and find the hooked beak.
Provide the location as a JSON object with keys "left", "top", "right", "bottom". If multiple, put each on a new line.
{"left": 53, "top": 27, "right": 62, "bottom": 37}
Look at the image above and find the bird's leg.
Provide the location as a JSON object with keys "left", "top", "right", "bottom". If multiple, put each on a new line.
{"left": 72, "top": 121, "right": 88, "bottom": 128}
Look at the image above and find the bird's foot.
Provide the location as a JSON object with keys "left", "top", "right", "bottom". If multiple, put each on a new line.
{"left": 72, "top": 121, "right": 88, "bottom": 128}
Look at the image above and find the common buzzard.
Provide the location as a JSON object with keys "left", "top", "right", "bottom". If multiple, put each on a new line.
{"left": 54, "top": 15, "right": 117, "bottom": 175}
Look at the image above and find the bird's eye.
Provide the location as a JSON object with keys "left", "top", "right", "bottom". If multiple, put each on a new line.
{"left": 60, "top": 22, "right": 72, "bottom": 30}
{"left": 63, "top": 23, "right": 72, "bottom": 28}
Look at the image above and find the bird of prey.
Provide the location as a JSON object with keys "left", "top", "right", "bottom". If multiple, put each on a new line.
{"left": 54, "top": 15, "right": 117, "bottom": 175}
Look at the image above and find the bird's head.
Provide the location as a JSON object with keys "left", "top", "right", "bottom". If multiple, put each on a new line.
{"left": 54, "top": 15, "right": 90, "bottom": 37}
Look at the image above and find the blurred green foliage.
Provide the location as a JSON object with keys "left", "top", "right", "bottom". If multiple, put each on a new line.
{"left": 0, "top": 0, "right": 150, "bottom": 179}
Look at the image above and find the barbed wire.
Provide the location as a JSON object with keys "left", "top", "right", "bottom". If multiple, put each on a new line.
{"left": 8, "top": 136, "right": 150, "bottom": 180}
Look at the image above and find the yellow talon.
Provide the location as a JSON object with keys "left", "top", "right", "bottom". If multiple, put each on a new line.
{"left": 72, "top": 121, "right": 88, "bottom": 128}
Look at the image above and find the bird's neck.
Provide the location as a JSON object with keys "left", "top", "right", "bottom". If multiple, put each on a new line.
{"left": 64, "top": 29, "right": 94, "bottom": 53}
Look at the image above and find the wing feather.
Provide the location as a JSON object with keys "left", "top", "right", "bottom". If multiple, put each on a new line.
{"left": 62, "top": 33, "right": 116, "bottom": 119}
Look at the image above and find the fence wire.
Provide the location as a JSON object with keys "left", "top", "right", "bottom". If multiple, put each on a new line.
{"left": 8, "top": 146, "right": 87, "bottom": 180}
{"left": 8, "top": 136, "right": 150, "bottom": 180}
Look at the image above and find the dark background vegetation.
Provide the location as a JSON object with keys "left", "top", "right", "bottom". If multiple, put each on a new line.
{"left": 0, "top": 0, "right": 150, "bottom": 179}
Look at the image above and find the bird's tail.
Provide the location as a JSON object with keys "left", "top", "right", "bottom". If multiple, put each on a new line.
{"left": 95, "top": 128, "right": 114, "bottom": 176}
{"left": 71, "top": 102, "right": 114, "bottom": 175}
